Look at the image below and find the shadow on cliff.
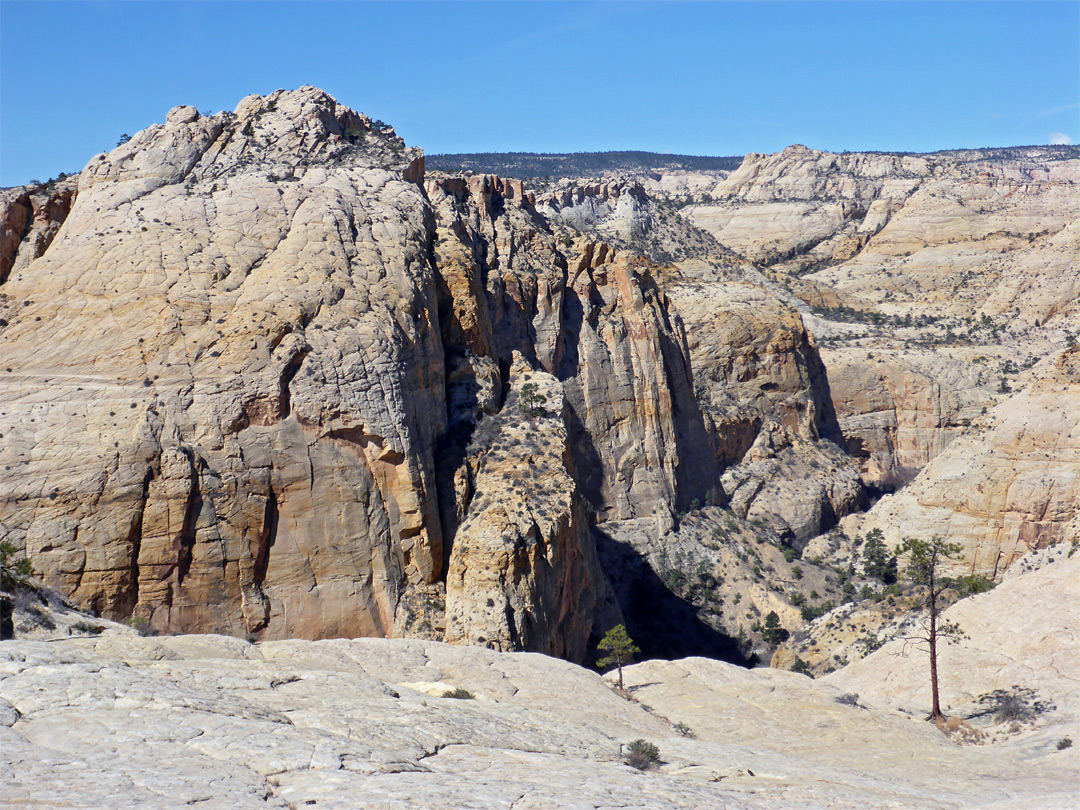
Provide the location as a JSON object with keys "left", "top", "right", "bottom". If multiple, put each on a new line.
{"left": 592, "top": 526, "right": 753, "bottom": 667}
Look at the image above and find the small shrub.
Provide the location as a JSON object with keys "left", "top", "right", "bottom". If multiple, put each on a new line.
{"left": 834, "top": 693, "right": 861, "bottom": 708}
{"left": 761, "top": 611, "right": 789, "bottom": 645}
{"left": 624, "top": 739, "right": 660, "bottom": 770}
{"left": 0, "top": 541, "right": 35, "bottom": 591}
{"left": 975, "top": 686, "right": 1053, "bottom": 725}
{"left": 947, "top": 573, "right": 996, "bottom": 597}
{"left": 801, "top": 601, "right": 836, "bottom": 622}
{"left": 71, "top": 620, "right": 104, "bottom": 636}
{"left": 791, "top": 657, "right": 813, "bottom": 676}
{"left": 993, "top": 694, "right": 1035, "bottom": 724}
{"left": 1057, "top": 737, "right": 1073, "bottom": 751}
{"left": 672, "top": 721, "right": 695, "bottom": 738}
{"left": 19, "top": 604, "right": 55, "bottom": 631}
{"left": 441, "top": 687, "right": 475, "bottom": 699}
{"left": 126, "top": 616, "right": 157, "bottom": 637}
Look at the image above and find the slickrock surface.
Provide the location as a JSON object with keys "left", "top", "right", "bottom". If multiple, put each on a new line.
{"left": 0, "top": 632, "right": 1073, "bottom": 809}
{"left": 844, "top": 346, "right": 1080, "bottom": 573}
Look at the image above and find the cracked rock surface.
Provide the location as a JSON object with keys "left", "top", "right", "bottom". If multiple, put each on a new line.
{"left": 0, "top": 630, "right": 1074, "bottom": 810}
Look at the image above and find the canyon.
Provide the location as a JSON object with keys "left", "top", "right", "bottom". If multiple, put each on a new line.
{"left": 1, "top": 87, "right": 1078, "bottom": 806}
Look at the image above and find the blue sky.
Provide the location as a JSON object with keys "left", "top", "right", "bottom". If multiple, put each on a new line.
{"left": 2, "top": 1, "right": 1078, "bottom": 186}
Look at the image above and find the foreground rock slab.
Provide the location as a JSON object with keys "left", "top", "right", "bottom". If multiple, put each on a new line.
{"left": 0, "top": 634, "right": 1074, "bottom": 809}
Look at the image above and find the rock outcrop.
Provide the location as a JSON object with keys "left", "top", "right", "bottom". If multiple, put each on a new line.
{"left": 825, "top": 350, "right": 966, "bottom": 489}
{"left": 0, "top": 176, "right": 78, "bottom": 283}
{"left": 1, "top": 88, "right": 446, "bottom": 640}
{"left": 1, "top": 632, "right": 1074, "bottom": 809}
{"left": 426, "top": 176, "right": 717, "bottom": 524}
{"left": 443, "top": 362, "right": 609, "bottom": 660}
{"left": 535, "top": 174, "right": 870, "bottom": 541}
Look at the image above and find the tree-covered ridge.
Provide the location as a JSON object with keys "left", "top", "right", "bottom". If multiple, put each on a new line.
{"left": 425, "top": 150, "right": 745, "bottom": 178}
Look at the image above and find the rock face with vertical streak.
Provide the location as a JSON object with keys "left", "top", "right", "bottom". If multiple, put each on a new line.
{"left": 825, "top": 353, "right": 964, "bottom": 490}
{"left": 425, "top": 174, "right": 716, "bottom": 524}
{"left": 1, "top": 88, "right": 447, "bottom": 639}
{"left": 0, "top": 177, "right": 79, "bottom": 283}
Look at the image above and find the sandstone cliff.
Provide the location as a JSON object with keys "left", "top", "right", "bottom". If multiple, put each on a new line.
{"left": 0, "top": 176, "right": 78, "bottom": 284}
{"left": 0, "top": 89, "right": 716, "bottom": 656}
{"left": 1, "top": 89, "right": 447, "bottom": 641}
{"left": 536, "top": 174, "right": 870, "bottom": 541}
{"left": 679, "top": 143, "right": 1080, "bottom": 488}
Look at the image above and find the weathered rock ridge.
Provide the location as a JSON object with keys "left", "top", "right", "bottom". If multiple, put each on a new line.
{"left": 682, "top": 143, "right": 1080, "bottom": 488}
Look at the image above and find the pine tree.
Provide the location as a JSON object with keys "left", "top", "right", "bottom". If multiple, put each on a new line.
{"left": 861, "top": 529, "right": 898, "bottom": 584}
{"left": 896, "top": 536, "right": 966, "bottom": 723}
{"left": 597, "top": 624, "right": 640, "bottom": 691}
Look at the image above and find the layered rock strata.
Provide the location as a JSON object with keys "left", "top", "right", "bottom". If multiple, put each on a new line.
{"left": 683, "top": 143, "right": 1080, "bottom": 485}
{"left": 843, "top": 347, "right": 1080, "bottom": 575}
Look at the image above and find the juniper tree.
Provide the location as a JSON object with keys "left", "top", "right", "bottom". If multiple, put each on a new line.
{"left": 761, "top": 611, "right": 789, "bottom": 646}
{"left": 861, "top": 529, "right": 898, "bottom": 584}
{"left": 895, "top": 536, "right": 966, "bottom": 723}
